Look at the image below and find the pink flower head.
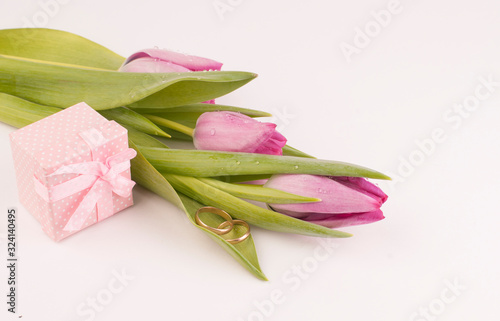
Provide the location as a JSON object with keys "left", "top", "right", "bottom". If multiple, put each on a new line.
{"left": 264, "top": 174, "right": 388, "bottom": 228}
{"left": 119, "top": 48, "right": 223, "bottom": 103}
{"left": 119, "top": 48, "right": 223, "bottom": 73}
{"left": 193, "top": 111, "right": 287, "bottom": 155}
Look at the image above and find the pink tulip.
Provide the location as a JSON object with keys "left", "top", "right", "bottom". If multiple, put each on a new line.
{"left": 119, "top": 48, "right": 223, "bottom": 73}
{"left": 119, "top": 48, "right": 223, "bottom": 103}
{"left": 193, "top": 111, "right": 287, "bottom": 155}
{"left": 264, "top": 174, "right": 388, "bottom": 228}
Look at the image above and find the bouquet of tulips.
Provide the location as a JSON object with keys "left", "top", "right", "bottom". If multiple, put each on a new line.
{"left": 0, "top": 28, "right": 389, "bottom": 280}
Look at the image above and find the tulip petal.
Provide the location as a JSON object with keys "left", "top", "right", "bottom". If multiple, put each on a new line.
{"left": 265, "top": 174, "right": 383, "bottom": 215}
{"left": 332, "top": 176, "right": 388, "bottom": 204}
{"left": 193, "top": 111, "right": 281, "bottom": 154}
{"left": 305, "top": 210, "right": 385, "bottom": 228}
{"left": 119, "top": 57, "right": 191, "bottom": 73}
{"left": 123, "top": 48, "right": 223, "bottom": 71}
{"left": 253, "top": 130, "right": 287, "bottom": 155}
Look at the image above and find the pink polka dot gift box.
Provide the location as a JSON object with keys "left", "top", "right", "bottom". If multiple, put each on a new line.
{"left": 9, "top": 102, "right": 137, "bottom": 241}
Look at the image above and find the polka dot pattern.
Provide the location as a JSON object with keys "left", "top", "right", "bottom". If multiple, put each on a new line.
{"left": 9, "top": 103, "right": 134, "bottom": 241}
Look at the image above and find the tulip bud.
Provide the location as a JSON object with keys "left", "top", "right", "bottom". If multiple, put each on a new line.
{"left": 119, "top": 48, "right": 223, "bottom": 73}
{"left": 119, "top": 48, "right": 223, "bottom": 103}
{"left": 264, "top": 174, "right": 388, "bottom": 228}
{"left": 193, "top": 111, "right": 287, "bottom": 155}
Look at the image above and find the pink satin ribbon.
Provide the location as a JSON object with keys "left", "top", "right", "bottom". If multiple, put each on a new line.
{"left": 34, "top": 128, "right": 137, "bottom": 232}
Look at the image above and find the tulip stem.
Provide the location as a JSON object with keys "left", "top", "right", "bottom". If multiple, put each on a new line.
{"left": 143, "top": 114, "right": 194, "bottom": 137}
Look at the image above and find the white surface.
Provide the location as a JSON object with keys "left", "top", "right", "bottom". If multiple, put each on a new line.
{"left": 1, "top": 0, "right": 499, "bottom": 320}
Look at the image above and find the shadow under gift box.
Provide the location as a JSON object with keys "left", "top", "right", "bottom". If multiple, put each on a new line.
{"left": 9, "top": 102, "right": 135, "bottom": 241}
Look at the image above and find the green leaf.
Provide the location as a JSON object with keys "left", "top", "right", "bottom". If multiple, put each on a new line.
{"left": 140, "top": 147, "right": 391, "bottom": 180}
{"left": 99, "top": 107, "right": 170, "bottom": 138}
{"left": 163, "top": 173, "right": 352, "bottom": 238}
{"left": 129, "top": 140, "right": 267, "bottom": 280}
{"left": 143, "top": 115, "right": 194, "bottom": 137}
{"left": 0, "top": 55, "right": 257, "bottom": 110}
{"left": 0, "top": 28, "right": 124, "bottom": 70}
{"left": 282, "top": 145, "right": 315, "bottom": 158}
{"left": 132, "top": 103, "right": 272, "bottom": 117}
{"left": 0, "top": 93, "right": 59, "bottom": 127}
{"left": 178, "top": 193, "right": 267, "bottom": 281}
{"left": 212, "top": 174, "right": 272, "bottom": 183}
{"left": 125, "top": 126, "right": 170, "bottom": 149}
{"left": 198, "top": 177, "right": 320, "bottom": 204}
{"left": 128, "top": 140, "right": 185, "bottom": 209}
{"left": 127, "top": 72, "right": 257, "bottom": 109}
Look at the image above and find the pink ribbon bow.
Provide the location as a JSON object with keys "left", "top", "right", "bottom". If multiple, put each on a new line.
{"left": 34, "top": 128, "right": 137, "bottom": 232}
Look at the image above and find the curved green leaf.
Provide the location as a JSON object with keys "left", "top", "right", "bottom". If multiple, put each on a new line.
{"left": 0, "top": 93, "right": 59, "bottom": 127}
{"left": 178, "top": 193, "right": 267, "bottom": 281}
{"left": 126, "top": 126, "right": 170, "bottom": 149}
{"left": 99, "top": 107, "right": 170, "bottom": 138}
{"left": 129, "top": 140, "right": 267, "bottom": 280}
{"left": 282, "top": 145, "right": 315, "bottom": 158}
{"left": 140, "top": 147, "right": 391, "bottom": 180}
{"left": 212, "top": 174, "right": 272, "bottom": 183}
{"left": 0, "top": 55, "right": 257, "bottom": 110}
{"left": 132, "top": 103, "right": 272, "bottom": 117}
{"left": 143, "top": 115, "right": 194, "bottom": 137}
{"left": 127, "top": 72, "right": 257, "bottom": 109}
{"left": 0, "top": 28, "right": 124, "bottom": 69}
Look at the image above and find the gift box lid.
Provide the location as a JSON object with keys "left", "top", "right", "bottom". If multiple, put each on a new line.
{"left": 10, "top": 102, "right": 127, "bottom": 175}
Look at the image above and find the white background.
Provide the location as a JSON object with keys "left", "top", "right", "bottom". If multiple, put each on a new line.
{"left": 1, "top": 0, "right": 500, "bottom": 320}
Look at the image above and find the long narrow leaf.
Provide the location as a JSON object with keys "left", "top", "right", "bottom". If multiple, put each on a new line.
{"left": 140, "top": 147, "right": 391, "bottom": 180}
{"left": 132, "top": 103, "right": 271, "bottom": 117}
{"left": 0, "top": 55, "right": 256, "bottom": 110}
{"left": 126, "top": 126, "right": 170, "bottom": 149}
{"left": 129, "top": 141, "right": 267, "bottom": 280}
{"left": 0, "top": 93, "right": 59, "bottom": 127}
{"left": 127, "top": 73, "right": 257, "bottom": 109}
{"left": 282, "top": 144, "right": 315, "bottom": 158}
{"left": 99, "top": 107, "right": 170, "bottom": 137}
{"left": 0, "top": 28, "right": 124, "bottom": 69}
{"left": 178, "top": 193, "right": 267, "bottom": 280}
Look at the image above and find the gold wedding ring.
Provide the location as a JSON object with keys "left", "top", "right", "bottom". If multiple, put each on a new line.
{"left": 195, "top": 207, "right": 251, "bottom": 244}
{"left": 218, "top": 220, "right": 251, "bottom": 244}
{"left": 195, "top": 207, "right": 233, "bottom": 235}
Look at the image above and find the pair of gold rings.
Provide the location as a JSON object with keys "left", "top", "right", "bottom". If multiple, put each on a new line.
{"left": 195, "top": 207, "right": 250, "bottom": 244}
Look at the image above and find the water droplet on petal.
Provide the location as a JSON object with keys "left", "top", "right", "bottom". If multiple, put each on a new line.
{"left": 210, "top": 128, "right": 216, "bottom": 136}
